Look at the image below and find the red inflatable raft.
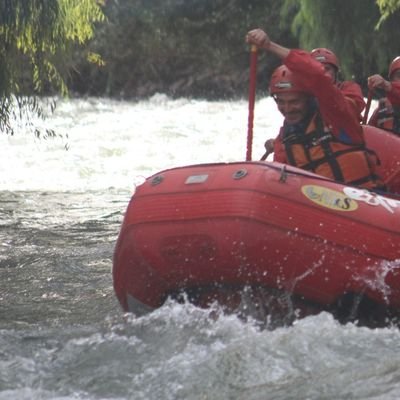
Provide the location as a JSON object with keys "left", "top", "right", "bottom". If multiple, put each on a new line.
{"left": 113, "top": 126, "right": 400, "bottom": 326}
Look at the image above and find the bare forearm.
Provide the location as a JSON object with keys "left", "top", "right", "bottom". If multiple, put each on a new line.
{"left": 268, "top": 42, "right": 290, "bottom": 59}
{"left": 246, "top": 29, "right": 290, "bottom": 60}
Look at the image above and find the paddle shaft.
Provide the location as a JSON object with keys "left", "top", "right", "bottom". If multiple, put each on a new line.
{"left": 362, "top": 90, "right": 373, "bottom": 125}
{"left": 246, "top": 45, "right": 258, "bottom": 161}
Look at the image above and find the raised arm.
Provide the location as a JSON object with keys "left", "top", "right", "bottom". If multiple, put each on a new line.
{"left": 246, "top": 29, "right": 364, "bottom": 144}
{"left": 246, "top": 29, "right": 290, "bottom": 60}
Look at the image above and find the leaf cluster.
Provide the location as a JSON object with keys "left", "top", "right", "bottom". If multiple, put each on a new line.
{"left": 281, "top": 0, "right": 400, "bottom": 88}
{"left": 0, "top": 0, "right": 104, "bottom": 135}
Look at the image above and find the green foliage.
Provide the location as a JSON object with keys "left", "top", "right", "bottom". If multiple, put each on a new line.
{"left": 376, "top": 0, "right": 400, "bottom": 20}
{"left": 0, "top": 0, "right": 105, "bottom": 135}
{"left": 5, "top": 0, "right": 400, "bottom": 115}
{"left": 281, "top": 0, "right": 400, "bottom": 88}
{"left": 70, "top": 0, "right": 297, "bottom": 99}
{"left": 69, "top": 0, "right": 400, "bottom": 99}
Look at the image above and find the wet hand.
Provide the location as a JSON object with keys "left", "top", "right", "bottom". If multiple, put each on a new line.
{"left": 246, "top": 29, "right": 271, "bottom": 50}
{"left": 368, "top": 74, "right": 391, "bottom": 92}
{"left": 264, "top": 139, "right": 275, "bottom": 154}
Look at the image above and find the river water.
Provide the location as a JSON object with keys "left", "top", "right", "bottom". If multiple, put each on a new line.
{"left": 1, "top": 95, "right": 400, "bottom": 399}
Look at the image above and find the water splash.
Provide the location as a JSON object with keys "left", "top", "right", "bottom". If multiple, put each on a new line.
{"left": 355, "top": 258, "right": 400, "bottom": 304}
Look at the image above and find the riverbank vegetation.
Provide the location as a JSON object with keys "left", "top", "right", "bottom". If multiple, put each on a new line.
{"left": 2, "top": 0, "right": 400, "bottom": 134}
{"left": 0, "top": 0, "right": 104, "bottom": 135}
{"left": 68, "top": 0, "right": 400, "bottom": 100}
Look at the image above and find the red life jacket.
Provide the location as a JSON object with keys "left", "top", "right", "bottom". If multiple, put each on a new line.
{"left": 375, "top": 98, "right": 400, "bottom": 135}
{"left": 282, "top": 113, "right": 384, "bottom": 190}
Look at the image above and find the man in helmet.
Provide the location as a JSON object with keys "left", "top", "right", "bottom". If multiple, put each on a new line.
{"left": 246, "top": 28, "right": 384, "bottom": 191}
{"left": 367, "top": 56, "right": 400, "bottom": 135}
{"left": 261, "top": 47, "right": 365, "bottom": 160}
{"left": 310, "top": 47, "right": 365, "bottom": 121}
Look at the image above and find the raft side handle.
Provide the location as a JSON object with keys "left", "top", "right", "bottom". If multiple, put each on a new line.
{"left": 279, "top": 165, "right": 288, "bottom": 183}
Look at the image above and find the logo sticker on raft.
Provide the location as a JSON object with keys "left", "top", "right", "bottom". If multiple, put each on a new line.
{"left": 302, "top": 185, "right": 400, "bottom": 213}
{"left": 343, "top": 187, "right": 400, "bottom": 214}
{"left": 302, "top": 185, "right": 358, "bottom": 211}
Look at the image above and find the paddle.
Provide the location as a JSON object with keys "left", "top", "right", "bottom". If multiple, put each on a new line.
{"left": 246, "top": 45, "right": 258, "bottom": 161}
{"left": 362, "top": 90, "right": 373, "bottom": 125}
{"left": 260, "top": 139, "right": 274, "bottom": 161}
